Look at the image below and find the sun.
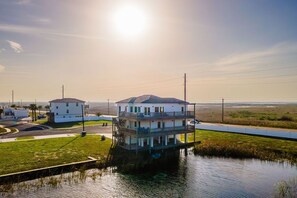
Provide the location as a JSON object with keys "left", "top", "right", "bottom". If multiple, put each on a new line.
{"left": 113, "top": 5, "right": 148, "bottom": 38}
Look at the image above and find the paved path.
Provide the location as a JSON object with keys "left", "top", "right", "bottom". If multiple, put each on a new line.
{"left": 196, "top": 122, "right": 297, "bottom": 140}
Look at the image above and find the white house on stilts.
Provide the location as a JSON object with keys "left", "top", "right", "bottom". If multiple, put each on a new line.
{"left": 112, "top": 95, "right": 197, "bottom": 152}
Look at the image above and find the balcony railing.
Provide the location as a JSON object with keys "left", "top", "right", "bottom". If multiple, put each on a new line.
{"left": 118, "top": 111, "right": 195, "bottom": 120}
{"left": 118, "top": 125, "right": 195, "bottom": 135}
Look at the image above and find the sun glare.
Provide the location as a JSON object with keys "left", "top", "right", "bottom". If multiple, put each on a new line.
{"left": 113, "top": 5, "right": 148, "bottom": 38}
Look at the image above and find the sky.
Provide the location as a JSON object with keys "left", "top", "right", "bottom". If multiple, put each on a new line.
{"left": 0, "top": 0, "right": 297, "bottom": 103}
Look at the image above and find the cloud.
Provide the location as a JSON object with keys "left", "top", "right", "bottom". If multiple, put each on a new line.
{"left": 14, "top": 0, "right": 32, "bottom": 5}
{"left": 213, "top": 42, "right": 297, "bottom": 72}
{"left": 0, "top": 64, "right": 5, "bottom": 73}
{"left": 34, "top": 18, "right": 51, "bottom": 24}
{"left": 6, "top": 40, "right": 23, "bottom": 53}
{"left": 0, "top": 24, "right": 106, "bottom": 41}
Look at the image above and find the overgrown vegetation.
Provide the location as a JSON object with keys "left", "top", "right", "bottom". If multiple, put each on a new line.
{"left": 193, "top": 130, "right": 297, "bottom": 164}
{"left": 34, "top": 120, "right": 112, "bottom": 129}
{"left": 197, "top": 105, "right": 297, "bottom": 129}
{"left": 0, "top": 168, "right": 106, "bottom": 197}
{"left": 274, "top": 177, "right": 297, "bottom": 198}
{"left": 0, "top": 135, "right": 112, "bottom": 175}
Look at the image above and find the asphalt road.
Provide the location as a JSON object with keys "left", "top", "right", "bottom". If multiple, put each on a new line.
{"left": 0, "top": 121, "right": 112, "bottom": 138}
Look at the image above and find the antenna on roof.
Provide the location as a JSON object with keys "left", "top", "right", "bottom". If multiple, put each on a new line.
{"left": 62, "top": 85, "right": 64, "bottom": 99}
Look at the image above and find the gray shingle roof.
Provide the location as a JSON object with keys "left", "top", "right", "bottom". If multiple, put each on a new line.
{"left": 49, "top": 98, "right": 85, "bottom": 103}
{"left": 116, "top": 95, "right": 188, "bottom": 104}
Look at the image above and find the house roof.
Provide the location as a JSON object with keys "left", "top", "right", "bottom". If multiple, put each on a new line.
{"left": 49, "top": 98, "right": 85, "bottom": 103}
{"left": 116, "top": 95, "right": 189, "bottom": 104}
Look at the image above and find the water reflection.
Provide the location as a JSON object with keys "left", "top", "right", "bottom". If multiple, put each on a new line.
{"left": 5, "top": 154, "right": 297, "bottom": 198}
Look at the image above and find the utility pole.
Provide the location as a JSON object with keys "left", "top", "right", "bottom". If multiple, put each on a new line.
{"left": 12, "top": 90, "right": 14, "bottom": 105}
{"left": 62, "top": 85, "right": 64, "bottom": 99}
{"left": 184, "top": 73, "right": 186, "bottom": 102}
{"left": 222, "top": 98, "right": 224, "bottom": 123}
{"left": 81, "top": 104, "right": 86, "bottom": 136}
{"left": 107, "top": 99, "right": 110, "bottom": 115}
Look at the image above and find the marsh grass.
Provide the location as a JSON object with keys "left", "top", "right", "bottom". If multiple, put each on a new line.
{"left": 274, "top": 177, "right": 297, "bottom": 198}
{"left": 197, "top": 105, "right": 297, "bottom": 129}
{"left": 193, "top": 130, "right": 297, "bottom": 164}
{"left": 0, "top": 168, "right": 107, "bottom": 197}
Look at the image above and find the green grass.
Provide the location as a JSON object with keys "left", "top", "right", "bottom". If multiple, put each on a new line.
{"left": 34, "top": 120, "right": 112, "bottom": 129}
{"left": 0, "top": 135, "right": 112, "bottom": 175}
{"left": 192, "top": 130, "right": 297, "bottom": 164}
{"left": 16, "top": 136, "right": 34, "bottom": 140}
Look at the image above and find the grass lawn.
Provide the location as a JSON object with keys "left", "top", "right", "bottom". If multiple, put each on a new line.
{"left": 16, "top": 136, "right": 34, "bottom": 140}
{"left": 192, "top": 130, "right": 297, "bottom": 164}
{"left": 0, "top": 127, "right": 7, "bottom": 133}
{"left": 34, "top": 120, "right": 112, "bottom": 129}
{"left": 0, "top": 135, "right": 112, "bottom": 175}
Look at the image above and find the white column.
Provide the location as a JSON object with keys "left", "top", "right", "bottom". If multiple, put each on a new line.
{"left": 150, "top": 137, "right": 154, "bottom": 148}
{"left": 158, "top": 136, "right": 161, "bottom": 144}
{"left": 141, "top": 138, "right": 144, "bottom": 147}
{"left": 138, "top": 138, "right": 141, "bottom": 146}
{"left": 174, "top": 134, "right": 177, "bottom": 144}
{"left": 185, "top": 133, "right": 188, "bottom": 143}
{"left": 165, "top": 135, "right": 168, "bottom": 146}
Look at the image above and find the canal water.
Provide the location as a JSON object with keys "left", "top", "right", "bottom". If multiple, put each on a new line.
{"left": 7, "top": 154, "right": 297, "bottom": 198}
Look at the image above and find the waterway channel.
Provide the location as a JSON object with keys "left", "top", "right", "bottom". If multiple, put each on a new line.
{"left": 6, "top": 153, "right": 297, "bottom": 198}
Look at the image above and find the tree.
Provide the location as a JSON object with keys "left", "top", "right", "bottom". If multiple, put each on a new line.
{"left": 10, "top": 104, "right": 16, "bottom": 108}
{"left": 29, "top": 104, "right": 37, "bottom": 121}
{"left": 38, "top": 105, "right": 43, "bottom": 114}
{"left": 45, "top": 105, "right": 50, "bottom": 112}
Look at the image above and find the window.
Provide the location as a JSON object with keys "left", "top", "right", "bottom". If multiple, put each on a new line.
{"left": 119, "top": 106, "right": 121, "bottom": 112}
{"left": 66, "top": 103, "right": 69, "bottom": 107}
{"left": 130, "top": 106, "right": 133, "bottom": 112}
{"left": 181, "top": 107, "right": 184, "bottom": 112}
{"left": 155, "top": 107, "right": 159, "bottom": 113}
{"left": 56, "top": 106, "right": 58, "bottom": 109}
{"left": 182, "top": 120, "right": 186, "bottom": 126}
{"left": 66, "top": 109, "right": 69, "bottom": 114}
{"left": 134, "top": 121, "right": 137, "bottom": 127}
{"left": 160, "top": 107, "right": 164, "bottom": 113}
{"left": 138, "top": 107, "right": 141, "bottom": 112}
{"left": 135, "top": 106, "right": 137, "bottom": 112}
{"left": 76, "top": 102, "right": 78, "bottom": 106}
{"left": 157, "top": 122, "right": 161, "bottom": 128}
{"left": 56, "top": 113, "right": 58, "bottom": 115}
{"left": 162, "top": 122, "right": 165, "bottom": 128}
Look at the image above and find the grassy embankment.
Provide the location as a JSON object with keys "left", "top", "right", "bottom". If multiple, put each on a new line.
{"left": 198, "top": 105, "right": 297, "bottom": 129}
{"left": 34, "top": 119, "right": 111, "bottom": 129}
{"left": 0, "top": 135, "right": 112, "bottom": 175}
{"left": 191, "top": 130, "right": 297, "bottom": 164}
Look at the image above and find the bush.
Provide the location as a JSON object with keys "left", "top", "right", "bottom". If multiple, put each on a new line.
{"left": 96, "top": 112, "right": 102, "bottom": 117}
{"left": 278, "top": 115, "right": 294, "bottom": 121}
{"left": 101, "top": 135, "right": 106, "bottom": 141}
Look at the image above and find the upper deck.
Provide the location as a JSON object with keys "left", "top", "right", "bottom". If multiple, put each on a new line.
{"left": 118, "top": 111, "right": 195, "bottom": 120}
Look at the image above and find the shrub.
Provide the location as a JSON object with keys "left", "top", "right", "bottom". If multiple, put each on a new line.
{"left": 278, "top": 115, "right": 294, "bottom": 122}
{"left": 96, "top": 112, "right": 101, "bottom": 117}
{"left": 101, "top": 135, "right": 106, "bottom": 141}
